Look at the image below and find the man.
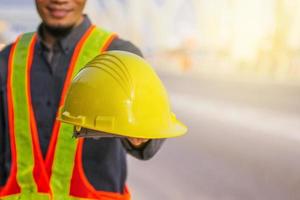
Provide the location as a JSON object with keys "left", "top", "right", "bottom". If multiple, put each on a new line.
{"left": 0, "top": 0, "right": 164, "bottom": 199}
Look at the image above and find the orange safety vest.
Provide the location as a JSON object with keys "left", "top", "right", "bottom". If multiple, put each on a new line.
{"left": 0, "top": 25, "right": 130, "bottom": 200}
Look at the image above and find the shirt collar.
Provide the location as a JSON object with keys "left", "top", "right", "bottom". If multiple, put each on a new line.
{"left": 37, "top": 15, "right": 92, "bottom": 53}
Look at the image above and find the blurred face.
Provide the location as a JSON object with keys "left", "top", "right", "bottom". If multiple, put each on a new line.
{"left": 35, "top": 0, "right": 86, "bottom": 29}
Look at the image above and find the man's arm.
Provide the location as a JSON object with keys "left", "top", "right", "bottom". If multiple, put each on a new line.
{"left": 0, "top": 45, "right": 11, "bottom": 186}
{"left": 107, "top": 38, "right": 165, "bottom": 160}
{"left": 0, "top": 80, "right": 5, "bottom": 186}
{"left": 121, "top": 138, "right": 165, "bottom": 160}
{"left": 107, "top": 37, "right": 143, "bottom": 57}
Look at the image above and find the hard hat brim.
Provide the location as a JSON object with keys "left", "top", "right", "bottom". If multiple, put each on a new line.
{"left": 58, "top": 111, "right": 187, "bottom": 139}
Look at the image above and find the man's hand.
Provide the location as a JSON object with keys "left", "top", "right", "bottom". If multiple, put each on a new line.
{"left": 127, "top": 138, "right": 149, "bottom": 148}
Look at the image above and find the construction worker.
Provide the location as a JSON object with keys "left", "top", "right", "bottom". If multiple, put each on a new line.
{"left": 0, "top": 0, "right": 186, "bottom": 199}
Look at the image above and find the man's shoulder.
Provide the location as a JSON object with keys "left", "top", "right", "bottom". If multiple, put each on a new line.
{"left": 0, "top": 43, "right": 13, "bottom": 60}
{"left": 0, "top": 43, "right": 13, "bottom": 83}
{"left": 108, "top": 37, "right": 143, "bottom": 58}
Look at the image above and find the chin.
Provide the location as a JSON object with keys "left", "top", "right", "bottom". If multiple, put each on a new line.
{"left": 46, "top": 21, "right": 73, "bottom": 28}
{"left": 48, "top": 21, "right": 70, "bottom": 27}
{"left": 43, "top": 21, "right": 75, "bottom": 37}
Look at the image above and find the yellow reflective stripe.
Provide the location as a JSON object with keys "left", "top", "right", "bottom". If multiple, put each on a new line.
{"left": 1, "top": 193, "right": 98, "bottom": 200}
{"left": 11, "top": 33, "right": 38, "bottom": 193}
{"left": 55, "top": 194, "right": 98, "bottom": 200}
{"left": 73, "top": 27, "right": 116, "bottom": 74}
{"left": 1, "top": 193, "right": 50, "bottom": 200}
{"left": 50, "top": 27, "right": 115, "bottom": 198}
{"left": 50, "top": 124, "right": 77, "bottom": 197}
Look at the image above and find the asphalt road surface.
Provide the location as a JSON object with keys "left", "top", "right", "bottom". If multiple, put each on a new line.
{"left": 127, "top": 71, "right": 300, "bottom": 200}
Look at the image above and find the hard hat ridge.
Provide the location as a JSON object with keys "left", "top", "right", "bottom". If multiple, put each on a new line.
{"left": 81, "top": 53, "right": 134, "bottom": 98}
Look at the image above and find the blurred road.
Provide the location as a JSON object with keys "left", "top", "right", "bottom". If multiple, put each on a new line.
{"left": 127, "top": 71, "right": 300, "bottom": 200}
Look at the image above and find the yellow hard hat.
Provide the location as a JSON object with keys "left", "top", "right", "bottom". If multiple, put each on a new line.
{"left": 58, "top": 51, "right": 187, "bottom": 139}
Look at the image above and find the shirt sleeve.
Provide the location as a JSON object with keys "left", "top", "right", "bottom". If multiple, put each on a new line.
{"left": 107, "top": 38, "right": 165, "bottom": 160}
{"left": 0, "top": 82, "right": 5, "bottom": 186}
{"left": 121, "top": 138, "right": 165, "bottom": 160}
{"left": 107, "top": 37, "right": 143, "bottom": 57}
{"left": 0, "top": 45, "right": 10, "bottom": 186}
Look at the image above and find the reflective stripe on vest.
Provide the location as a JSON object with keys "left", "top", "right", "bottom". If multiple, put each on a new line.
{"left": 1, "top": 26, "right": 130, "bottom": 200}
{"left": 3, "top": 32, "right": 51, "bottom": 199}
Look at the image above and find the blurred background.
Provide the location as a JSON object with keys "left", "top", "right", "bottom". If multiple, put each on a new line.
{"left": 1, "top": 0, "right": 300, "bottom": 199}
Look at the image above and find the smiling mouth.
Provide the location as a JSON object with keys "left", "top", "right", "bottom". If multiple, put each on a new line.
{"left": 48, "top": 7, "right": 72, "bottom": 18}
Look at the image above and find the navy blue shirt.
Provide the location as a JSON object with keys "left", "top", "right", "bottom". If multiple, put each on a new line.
{"left": 0, "top": 16, "right": 164, "bottom": 193}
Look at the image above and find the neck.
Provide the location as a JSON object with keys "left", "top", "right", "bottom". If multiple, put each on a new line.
{"left": 42, "top": 25, "right": 73, "bottom": 48}
{"left": 42, "top": 29, "right": 56, "bottom": 48}
{"left": 41, "top": 16, "right": 84, "bottom": 48}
